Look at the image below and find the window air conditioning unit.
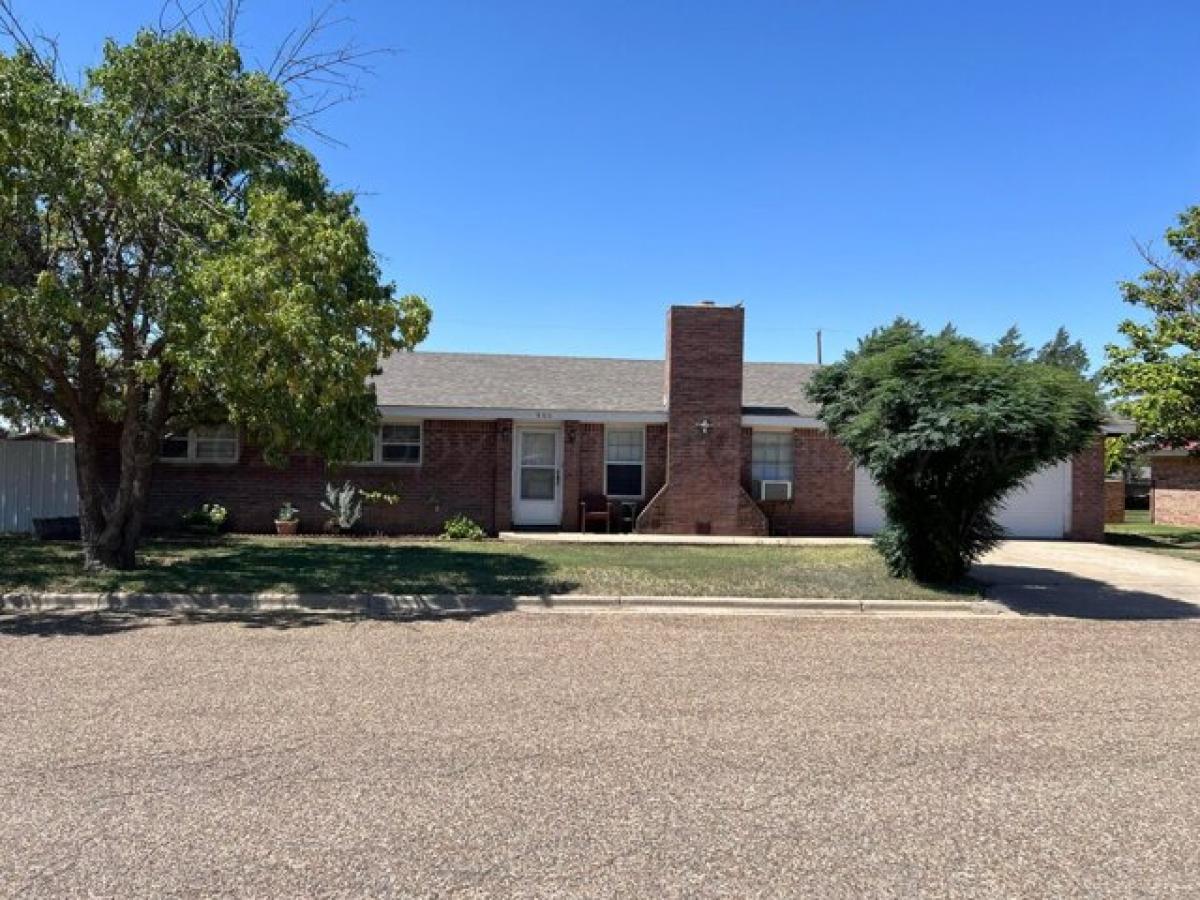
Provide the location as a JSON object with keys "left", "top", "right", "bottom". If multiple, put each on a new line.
{"left": 758, "top": 480, "right": 793, "bottom": 502}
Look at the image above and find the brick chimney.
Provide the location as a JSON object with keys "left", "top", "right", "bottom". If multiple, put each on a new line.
{"left": 637, "top": 302, "right": 768, "bottom": 535}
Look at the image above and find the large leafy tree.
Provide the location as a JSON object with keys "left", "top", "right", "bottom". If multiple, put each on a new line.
{"left": 992, "top": 324, "right": 1091, "bottom": 376}
{"left": 808, "top": 321, "right": 1103, "bottom": 583}
{"left": 1104, "top": 205, "right": 1200, "bottom": 447}
{"left": 0, "top": 13, "right": 430, "bottom": 568}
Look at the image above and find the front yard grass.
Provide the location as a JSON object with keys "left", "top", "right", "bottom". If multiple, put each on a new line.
{"left": 1106, "top": 520, "right": 1200, "bottom": 563}
{"left": 0, "top": 536, "right": 977, "bottom": 601}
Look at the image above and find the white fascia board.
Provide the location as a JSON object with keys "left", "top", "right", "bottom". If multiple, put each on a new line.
{"left": 378, "top": 406, "right": 1123, "bottom": 436}
{"left": 744, "top": 416, "right": 1134, "bottom": 434}
{"left": 1101, "top": 420, "right": 1137, "bottom": 435}
{"left": 377, "top": 405, "right": 667, "bottom": 423}
{"left": 379, "top": 406, "right": 827, "bottom": 428}
{"left": 741, "top": 415, "right": 826, "bottom": 429}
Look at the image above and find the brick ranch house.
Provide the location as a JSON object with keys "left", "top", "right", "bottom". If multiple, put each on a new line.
{"left": 107, "top": 302, "right": 1126, "bottom": 539}
{"left": 1148, "top": 450, "right": 1200, "bottom": 527}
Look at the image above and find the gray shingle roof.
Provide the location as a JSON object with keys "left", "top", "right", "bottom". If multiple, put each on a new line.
{"left": 742, "top": 363, "right": 823, "bottom": 417}
{"left": 372, "top": 352, "right": 820, "bottom": 417}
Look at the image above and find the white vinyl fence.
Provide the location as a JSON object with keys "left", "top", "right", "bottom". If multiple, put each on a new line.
{"left": 0, "top": 440, "right": 79, "bottom": 533}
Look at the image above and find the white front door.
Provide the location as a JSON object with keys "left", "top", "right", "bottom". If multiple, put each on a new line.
{"left": 513, "top": 426, "right": 562, "bottom": 526}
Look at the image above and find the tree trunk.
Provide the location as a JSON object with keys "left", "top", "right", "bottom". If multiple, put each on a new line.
{"left": 77, "top": 439, "right": 156, "bottom": 570}
{"left": 73, "top": 417, "right": 143, "bottom": 571}
{"left": 98, "top": 438, "right": 154, "bottom": 570}
{"left": 72, "top": 417, "right": 127, "bottom": 570}
{"left": 72, "top": 378, "right": 171, "bottom": 571}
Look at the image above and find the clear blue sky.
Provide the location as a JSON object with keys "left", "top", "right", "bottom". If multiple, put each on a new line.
{"left": 27, "top": 0, "right": 1200, "bottom": 368}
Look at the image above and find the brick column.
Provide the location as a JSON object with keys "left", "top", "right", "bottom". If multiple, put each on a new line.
{"left": 1104, "top": 478, "right": 1125, "bottom": 524}
{"left": 561, "top": 420, "right": 581, "bottom": 531}
{"left": 1067, "top": 438, "right": 1105, "bottom": 541}
{"left": 493, "top": 418, "right": 512, "bottom": 533}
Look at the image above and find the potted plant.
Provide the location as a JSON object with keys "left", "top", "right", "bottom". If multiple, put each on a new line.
{"left": 180, "top": 502, "right": 228, "bottom": 536}
{"left": 275, "top": 502, "right": 300, "bottom": 536}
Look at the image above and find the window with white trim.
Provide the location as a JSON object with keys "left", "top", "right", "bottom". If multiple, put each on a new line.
{"left": 751, "top": 430, "right": 793, "bottom": 499}
{"left": 605, "top": 426, "right": 645, "bottom": 498}
{"left": 357, "top": 422, "right": 423, "bottom": 465}
{"left": 159, "top": 425, "right": 239, "bottom": 463}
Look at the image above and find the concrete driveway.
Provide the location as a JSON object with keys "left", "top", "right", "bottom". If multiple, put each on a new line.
{"left": 974, "top": 541, "right": 1200, "bottom": 619}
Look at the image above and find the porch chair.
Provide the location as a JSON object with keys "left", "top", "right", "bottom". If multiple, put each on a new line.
{"left": 579, "top": 494, "right": 614, "bottom": 533}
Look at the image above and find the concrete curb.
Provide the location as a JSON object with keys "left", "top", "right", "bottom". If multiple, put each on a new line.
{"left": 0, "top": 592, "right": 1011, "bottom": 618}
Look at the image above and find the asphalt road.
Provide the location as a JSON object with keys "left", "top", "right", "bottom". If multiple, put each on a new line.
{"left": 2, "top": 611, "right": 1199, "bottom": 898}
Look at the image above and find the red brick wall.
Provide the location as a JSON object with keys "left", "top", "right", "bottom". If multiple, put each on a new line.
{"left": 577, "top": 423, "right": 605, "bottom": 501}
{"left": 1104, "top": 478, "right": 1125, "bottom": 524}
{"left": 637, "top": 304, "right": 767, "bottom": 535}
{"left": 747, "top": 428, "right": 855, "bottom": 536}
{"left": 147, "top": 449, "right": 329, "bottom": 535}
{"left": 1066, "top": 438, "right": 1105, "bottom": 541}
{"left": 100, "top": 419, "right": 503, "bottom": 535}
{"left": 1151, "top": 457, "right": 1200, "bottom": 526}
{"left": 96, "top": 415, "right": 1109, "bottom": 539}
{"left": 343, "top": 420, "right": 499, "bottom": 534}
{"left": 572, "top": 422, "right": 665, "bottom": 530}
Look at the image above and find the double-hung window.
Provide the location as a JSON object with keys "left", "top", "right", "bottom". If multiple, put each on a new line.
{"left": 358, "top": 422, "right": 423, "bottom": 465}
{"left": 605, "top": 427, "right": 645, "bottom": 498}
{"left": 751, "top": 430, "right": 793, "bottom": 501}
{"left": 160, "top": 425, "right": 239, "bottom": 463}
{"left": 380, "top": 423, "right": 422, "bottom": 464}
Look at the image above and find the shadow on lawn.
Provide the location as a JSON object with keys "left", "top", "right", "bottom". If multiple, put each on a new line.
{"left": 0, "top": 603, "right": 517, "bottom": 638}
{"left": 0, "top": 539, "right": 571, "bottom": 636}
{"left": 174, "top": 541, "right": 576, "bottom": 595}
{"left": 1, "top": 539, "right": 579, "bottom": 595}
{"left": 1106, "top": 531, "right": 1200, "bottom": 551}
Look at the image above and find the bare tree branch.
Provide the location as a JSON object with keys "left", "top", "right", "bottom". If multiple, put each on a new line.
{"left": 0, "top": 0, "right": 60, "bottom": 75}
{"left": 1133, "top": 238, "right": 1187, "bottom": 281}
{"left": 263, "top": 1, "right": 393, "bottom": 131}
{"left": 219, "top": 0, "right": 243, "bottom": 44}
{"left": 157, "top": 0, "right": 206, "bottom": 36}
{"left": 151, "top": 1, "right": 394, "bottom": 142}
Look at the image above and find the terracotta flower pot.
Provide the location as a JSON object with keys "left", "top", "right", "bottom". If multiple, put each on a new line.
{"left": 275, "top": 519, "right": 300, "bottom": 536}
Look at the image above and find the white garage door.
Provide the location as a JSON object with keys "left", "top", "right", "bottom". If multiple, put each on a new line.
{"left": 853, "top": 461, "right": 1071, "bottom": 539}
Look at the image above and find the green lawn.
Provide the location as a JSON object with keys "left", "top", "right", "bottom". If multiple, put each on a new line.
{"left": 0, "top": 536, "right": 976, "bottom": 601}
{"left": 1106, "top": 519, "right": 1200, "bottom": 562}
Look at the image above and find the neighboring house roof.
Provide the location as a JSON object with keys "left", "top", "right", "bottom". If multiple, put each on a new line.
{"left": 6, "top": 430, "right": 72, "bottom": 442}
{"left": 371, "top": 352, "right": 822, "bottom": 417}
{"left": 1149, "top": 443, "right": 1200, "bottom": 457}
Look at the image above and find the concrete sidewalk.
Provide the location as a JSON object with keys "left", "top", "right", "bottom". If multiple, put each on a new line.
{"left": 499, "top": 531, "right": 871, "bottom": 546}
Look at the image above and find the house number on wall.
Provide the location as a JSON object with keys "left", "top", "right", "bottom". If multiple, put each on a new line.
{"left": 533, "top": 412, "right": 554, "bottom": 420}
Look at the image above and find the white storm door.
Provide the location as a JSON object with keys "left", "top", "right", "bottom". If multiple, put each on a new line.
{"left": 513, "top": 427, "right": 562, "bottom": 526}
